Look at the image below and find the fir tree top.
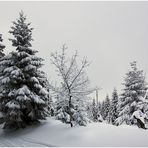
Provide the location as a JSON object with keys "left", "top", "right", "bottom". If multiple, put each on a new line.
{"left": 105, "top": 94, "right": 110, "bottom": 102}
{"left": 130, "top": 61, "right": 137, "bottom": 71}
{"left": 112, "top": 88, "right": 118, "bottom": 100}
{"left": 123, "top": 61, "right": 147, "bottom": 96}
{"left": 9, "top": 11, "right": 35, "bottom": 54}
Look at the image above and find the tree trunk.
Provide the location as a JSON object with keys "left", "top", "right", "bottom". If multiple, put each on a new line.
{"left": 69, "top": 95, "right": 73, "bottom": 127}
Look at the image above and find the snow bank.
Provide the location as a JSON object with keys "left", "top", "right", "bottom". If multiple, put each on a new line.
{"left": 0, "top": 117, "right": 148, "bottom": 147}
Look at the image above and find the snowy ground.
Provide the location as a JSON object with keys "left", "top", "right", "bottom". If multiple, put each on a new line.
{"left": 0, "top": 117, "right": 148, "bottom": 147}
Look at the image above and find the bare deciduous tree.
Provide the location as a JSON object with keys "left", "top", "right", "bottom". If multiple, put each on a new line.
{"left": 50, "top": 44, "right": 93, "bottom": 127}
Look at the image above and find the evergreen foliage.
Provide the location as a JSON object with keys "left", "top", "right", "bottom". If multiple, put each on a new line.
{"left": 91, "top": 99, "right": 103, "bottom": 122}
{"left": 103, "top": 95, "right": 110, "bottom": 121}
{"left": 107, "top": 88, "right": 118, "bottom": 124}
{"left": 115, "top": 61, "right": 147, "bottom": 126}
{"left": 0, "top": 12, "right": 49, "bottom": 129}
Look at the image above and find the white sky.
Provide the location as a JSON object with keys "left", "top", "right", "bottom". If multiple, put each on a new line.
{"left": 0, "top": 1, "right": 148, "bottom": 101}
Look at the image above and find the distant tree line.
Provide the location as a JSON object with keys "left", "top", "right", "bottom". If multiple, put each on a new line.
{"left": 90, "top": 61, "right": 148, "bottom": 129}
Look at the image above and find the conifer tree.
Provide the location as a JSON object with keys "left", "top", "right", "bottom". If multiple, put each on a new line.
{"left": 91, "top": 99, "right": 98, "bottom": 122}
{"left": 107, "top": 88, "right": 118, "bottom": 124}
{"left": 98, "top": 102, "right": 102, "bottom": 114}
{"left": 91, "top": 99, "right": 103, "bottom": 122}
{"left": 0, "top": 34, "right": 5, "bottom": 121}
{"left": 104, "top": 95, "right": 110, "bottom": 121}
{"left": 115, "top": 61, "right": 147, "bottom": 126}
{"left": 0, "top": 12, "right": 49, "bottom": 129}
{"left": 100, "top": 100, "right": 105, "bottom": 119}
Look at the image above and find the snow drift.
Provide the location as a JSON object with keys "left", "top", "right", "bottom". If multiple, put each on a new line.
{"left": 0, "top": 117, "right": 148, "bottom": 147}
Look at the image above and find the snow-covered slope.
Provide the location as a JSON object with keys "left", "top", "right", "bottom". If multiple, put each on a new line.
{"left": 0, "top": 117, "right": 148, "bottom": 147}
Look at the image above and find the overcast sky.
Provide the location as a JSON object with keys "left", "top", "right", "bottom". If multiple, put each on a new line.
{"left": 0, "top": 1, "right": 148, "bottom": 101}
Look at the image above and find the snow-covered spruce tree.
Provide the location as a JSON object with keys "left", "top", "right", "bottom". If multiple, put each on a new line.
{"left": 107, "top": 88, "right": 118, "bottom": 125}
{"left": 103, "top": 95, "right": 110, "bottom": 121}
{"left": 0, "top": 12, "right": 49, "bottom": 129}
{"left": 91, "top": 99, "right": 103, "bottom": 122}
{"left": 92, "top": 99, "right": 98, "bottom": 122}
{"left": 50, "top": 45, "right": 93, "bottom": 127}
{"left": 0, "top": 34, "right": 5, "bottom": 122}
{"left": 44, "top": 78, "right": 53, "bottom": 116}
{"left": 85, "top": 99, "right": 93, "bottom": 122}
{"left": 98, "top": 101, "right": 102, "bottom": 113}
{"left": 0, "top": 34, "right": 5, "bottom": 78}
{"left": 115, "top": 61, "right": 147, "bottom": 126}
{"left": 100, "top": 100, "right": 105, "bottom": 119}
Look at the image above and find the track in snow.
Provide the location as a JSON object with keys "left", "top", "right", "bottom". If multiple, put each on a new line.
{"left": 0, "top": 137, "right": 55, "bottom": 147}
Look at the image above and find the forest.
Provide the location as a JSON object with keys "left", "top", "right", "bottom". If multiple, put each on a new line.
{"left": 0, "top": 11, "right": 148, "bottom": 132}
